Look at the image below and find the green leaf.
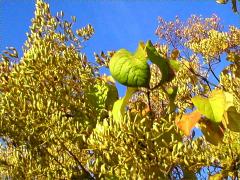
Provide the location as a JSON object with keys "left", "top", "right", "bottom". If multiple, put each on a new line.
{"left": 112, "top": 87, "right": 137, "bottom": 121}
{"left": 191, "top": 90, "right": 226, "bottom": 123}
{"left": 182, "top": 169, "right": 197, "bottom": 180}
{"left": 105, "top": 83, "right": 119, "bottom": 110}
{"left": 86, "top": 79, "right": 118, "bottom": 111}
{"left": 109, "top": 43, "right": 150, "bottom": 87}
{"left": 169, "top": 59, "right": 180, "bottom": 72}
{"left": 223, "top": 106, "right": 240, "bottom": 132}
{"left": 167, "top": 86, "right": 178, "bottom": 112}
{"left": 166, "top": 86, "right": 178, "bottom": 101}
{"left": 145, "top": 40, "right": 175, "bottom": 84}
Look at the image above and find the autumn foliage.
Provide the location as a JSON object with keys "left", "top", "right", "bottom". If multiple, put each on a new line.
{"left": 0, "top": 0, "right": 239, "bottom": 179}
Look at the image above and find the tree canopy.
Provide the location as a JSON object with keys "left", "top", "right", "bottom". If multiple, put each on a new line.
{"left": 0, "top": 0, "right": 239, "bottom": 179}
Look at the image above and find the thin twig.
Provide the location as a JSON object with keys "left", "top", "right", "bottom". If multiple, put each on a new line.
{"left": 59, "top": 140, "right": 94, "bottom": 179}
{"left": 208, "top": 62, "right": 220, "bottom": 83}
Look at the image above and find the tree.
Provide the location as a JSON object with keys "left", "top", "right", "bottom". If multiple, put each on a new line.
{"left": 0, "top": 0, "right": 239, "bottom": 179}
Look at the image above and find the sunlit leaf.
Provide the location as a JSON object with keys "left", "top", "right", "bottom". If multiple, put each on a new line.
{"left": 223, "top": 91, "right": 234, "bottom": 110}
{"left": 112, "top": 87, "right": 137, "bottom": 121}
{"left": 227, "top": 51, "right": 240, "bottom": 63}
{"left": 209, "top": 173, "right": 223, "bottom": 180}
{"left": 169, "top": 59, "right": 181, "bottom": 72}
{"left": 153, "top": 125, "right": 182, "bottom": 146}
{"left": 176, "top": 111, "right": 201, "bottom": 136}
{"left": 109, "top": 43, "right": 150, "bottom": 87}
{"left": 192, "top": 90, "right": 226, "bottom": 123}
{"left": 216, "top": 0, "right": 228, "bottom": 4}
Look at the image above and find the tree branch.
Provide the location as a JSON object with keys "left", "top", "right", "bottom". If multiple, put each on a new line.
{"left": 59, "top": 140, "right": 94, "bottom": 179}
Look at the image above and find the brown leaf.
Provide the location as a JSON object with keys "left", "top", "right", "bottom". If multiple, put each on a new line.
{"left": 200, "top": 118, "right": 225, "bottom": 146}
{"left": 170, "top": 49, "right": 180, "bottom": 60}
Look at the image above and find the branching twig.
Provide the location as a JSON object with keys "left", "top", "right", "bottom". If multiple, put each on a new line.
{"left": 208, "top": 62, "right": 220, "bottom": 83}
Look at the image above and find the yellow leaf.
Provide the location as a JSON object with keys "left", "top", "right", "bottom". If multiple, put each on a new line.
{"left": 209, "top": 173, "right": 223, "bottom": 180}
{"left": 112, "top": 87, "right": 137, "bottom": 121}
{"left": 192, "top": 90, "right": 226, "bottom": 123}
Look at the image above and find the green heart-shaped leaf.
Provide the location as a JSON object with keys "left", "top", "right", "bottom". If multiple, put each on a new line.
{"left": 109, "top": 43, "right": 150, "bottom": 87}
{"left": 192, "top": 90, "right": 226, "bottom": 123}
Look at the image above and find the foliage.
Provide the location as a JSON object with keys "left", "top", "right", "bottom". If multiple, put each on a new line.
{"left": 0, "top": 0, "right": 240, "bottom": 179}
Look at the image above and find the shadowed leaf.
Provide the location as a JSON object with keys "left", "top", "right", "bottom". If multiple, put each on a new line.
{"left": 223, "top": 106, "right": 240, "bottom": 132}
{"left": 145, "top": 40, "right": 175, "bottom": 84}
{"left": 200, "top": 118, "right": 225, "bottom": 146}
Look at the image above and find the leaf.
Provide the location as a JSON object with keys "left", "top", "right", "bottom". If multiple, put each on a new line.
{"left": 166, "top": 86, "right": 178, "bottom": 112}
{"left": 100, "top": 75, "right": 119, "bottom": 110}
{"left": 169, "top": 59, "right": 180, "bottom": 72}
{"left": 153, "top": 125, "right": 182, "bottom": 146}
{"left": 216, "top": 0, "right": 228, "bottom": 4}
{"left": 223, "top": 91, "right": 234, "bottom": 110}
{"left": 227, "top": 51, "right": 240, "bottom": 63}
{"left": 176, "top": 111, "right": 201, "bottom": 136}
{"left": 191, "top": 90, "right": 226, "bottom": 123}
{"left": 182, "top": 168, "right": 197, "bottom": 179}
{"left": 223, "top": 106, "right": 240, "bottom": 132}
{"left": 231, "top": 0, "right": 238, "bottom": 13}
{"left": 170, "top": 49, "right": 180, "bottom": 60}
{"left": 209, "top": 173, "right": 223, "bottom": 180}
{"left": 112, "top": 99, "right": 124, "bottom": 122}
{"left": 145, "top": 40, "right": 175, "bottom": 84}
{"left": 112, "top": 87, "right": 137, "bottom": 121}
{"left": 200, "top": 118, "right": 225, "bottom": 146}
{"left": 86, "top": 79, "right": 118, "bottom": 111}
{"left": 105, "top": 83, "right": 119, "bottom": 111}
{"left": 109, "top": 43, "right": 150, "bottom": 87}
{"left": 134, "top": 41, "right": 147, "bottom": 60}
{"left": 166, "top": 86, "right": 178, "bottom": 101}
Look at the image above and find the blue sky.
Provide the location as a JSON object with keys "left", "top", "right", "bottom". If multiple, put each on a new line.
{"left": 0, "top": 1, "right": 239, "bottom": 96}
{"left": 0, "top": 1, "right": 239, "bottom": 178}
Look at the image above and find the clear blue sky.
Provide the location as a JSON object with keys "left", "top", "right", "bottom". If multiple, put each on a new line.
{"left": 0, "top": 1, "right": 239, "bottom": 97}
{"left": 0, "top": 1, "right": 239, "bottom": 178}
